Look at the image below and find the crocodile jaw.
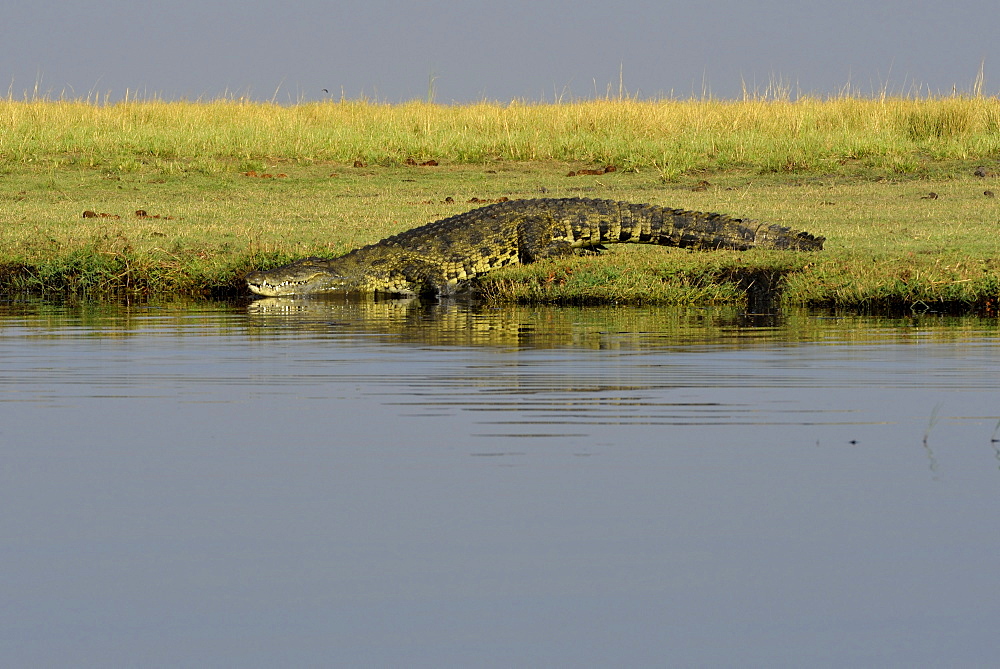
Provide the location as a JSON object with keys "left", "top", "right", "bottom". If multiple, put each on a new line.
{"left": 245, "top": 268, "right": 351, "bottom": 296}
{"left": 245, "top": 267, "right": 423, "bottom": 297}
{"left": 246, "top": 277, "right": 303, "bottom": 297}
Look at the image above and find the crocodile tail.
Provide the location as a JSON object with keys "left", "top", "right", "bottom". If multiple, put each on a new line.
{"left": 612, "top": 201, "right": 824, "bottom": 251}
{"left": 744, "top": 221, "right": 826, "bottom": 251}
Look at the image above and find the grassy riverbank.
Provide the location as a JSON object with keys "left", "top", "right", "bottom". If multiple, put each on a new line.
{"left": 2, "top": 97, "right": 1000, "bottom": 311}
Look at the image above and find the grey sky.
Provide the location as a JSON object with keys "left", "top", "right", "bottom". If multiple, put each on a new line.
{"left": 4, "top": 0, "right": 997, "bottom": 103}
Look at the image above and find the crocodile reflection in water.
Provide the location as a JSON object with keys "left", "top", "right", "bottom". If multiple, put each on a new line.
{"left": 245, "top": 198, "right": 824, "bottom": 297}
{"left": 246, "top": 296, "right": 792, "bottom": 349}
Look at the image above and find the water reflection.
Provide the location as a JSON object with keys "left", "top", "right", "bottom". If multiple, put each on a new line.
{"left": 2, "top": 298, "right": 1000, "bottom": 667}
{"left": 4, "top": 296, "right": 996, "bottom": 349}
{"left": 246, "top": 294, "right": 999, "bottom": 349}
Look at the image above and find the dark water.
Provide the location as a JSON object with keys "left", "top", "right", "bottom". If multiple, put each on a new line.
{"left": 2, "top": 297, "right": 999, "bottom": 668}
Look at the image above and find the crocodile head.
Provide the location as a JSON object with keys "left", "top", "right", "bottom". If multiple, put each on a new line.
{"left": 246, "top": 257, "right": 360, "bottom": 296}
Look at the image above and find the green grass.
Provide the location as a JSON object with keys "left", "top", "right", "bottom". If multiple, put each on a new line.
{"left": 2, "top": 97, "right": 1000, "bottom": 310}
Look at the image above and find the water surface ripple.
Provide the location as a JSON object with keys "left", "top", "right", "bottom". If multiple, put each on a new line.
{"left": 2, "top": 298, "right": 999, "bottom": 667}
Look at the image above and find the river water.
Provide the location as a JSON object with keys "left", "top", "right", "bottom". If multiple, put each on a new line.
{"left": 2, "top": 297, "right": 999, "bottom": 667}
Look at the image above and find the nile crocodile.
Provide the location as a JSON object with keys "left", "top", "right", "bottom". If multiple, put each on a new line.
{"left": 245, "top": 197, "right": 824, "bottom": 297}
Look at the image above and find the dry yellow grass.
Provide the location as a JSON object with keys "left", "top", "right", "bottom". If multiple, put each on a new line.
{"left": 2, "top": 96, "right": 999, "bottom": 309}
{"left": 3, "top": 95, "right": 1000, "bottom": 175}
